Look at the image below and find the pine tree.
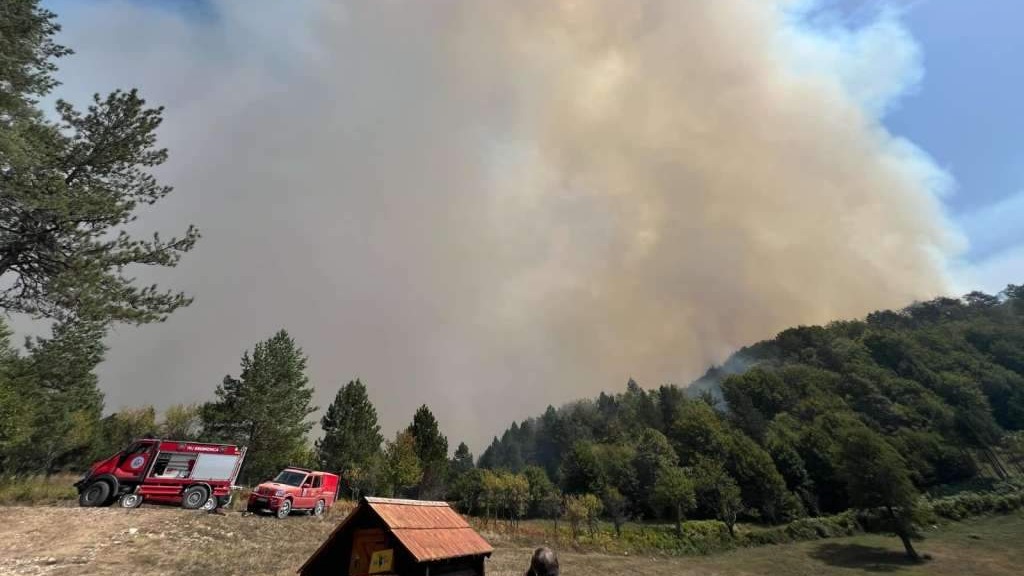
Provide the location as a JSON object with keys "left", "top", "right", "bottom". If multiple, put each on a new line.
{"left": 406, "top": 404, "right": 449, "bottom": 498}
{"left": 0, "top": 319, "right": 25, "bottom": 468}
{"left": 316, "top": 378, "right": 384, "bottom": 474}
{"left": 5, "top": 320, "right": 106, "bottom": 474}
{"left": 200, "top": 330, "right": 316, "bottom": 483}
{"left": 0, "top": 1, "right": 198, "bottom": 325}
{"left": 450, "top": 442, "right": 475, "bottom": 475}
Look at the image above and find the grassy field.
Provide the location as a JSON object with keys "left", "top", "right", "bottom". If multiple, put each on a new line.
{"left": 0, "top": 504, "right": 1021, "bottom": 576}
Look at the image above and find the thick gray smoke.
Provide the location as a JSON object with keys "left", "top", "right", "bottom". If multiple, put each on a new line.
{"left": 45, "top": 0, "right": 962, "bottom": 450}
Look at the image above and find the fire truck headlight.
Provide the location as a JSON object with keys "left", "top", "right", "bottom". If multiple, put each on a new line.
{"left": 274, "top": 490, "right": 285, "bottom": 497}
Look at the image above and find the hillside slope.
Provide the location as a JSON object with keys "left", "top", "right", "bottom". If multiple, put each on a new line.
{"left": 477, "top": 284, "right": 1024, "bottom": 520}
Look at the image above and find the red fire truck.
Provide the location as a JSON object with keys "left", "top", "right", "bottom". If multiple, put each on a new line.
{"left": 75, "top": 438, "right": 247, "bottom": 510}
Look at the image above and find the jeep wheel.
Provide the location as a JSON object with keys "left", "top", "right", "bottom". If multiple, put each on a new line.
{"left": 276, "top": 499, "right": 292, "bottom": 519}
{"left": 182, "top": 485, "right": 210, "bottom": 510}
{"left": 313, "top": 500, "right": 325, "bottom": 517}
{"left": 79, "top": 481, "right": 110, "bottom": 507}
{"left": 119, "top": 493, "right": 143, "bottom": 509}
{"left": 201, "top": 497, "right": 217, "bottom": 511}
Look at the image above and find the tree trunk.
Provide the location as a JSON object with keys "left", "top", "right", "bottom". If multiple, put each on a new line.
{"left": 896, "top": 529, "right": 920, "bottom": 561}
{"left": 887, "top": 506, "right": 920, "bottom": 561}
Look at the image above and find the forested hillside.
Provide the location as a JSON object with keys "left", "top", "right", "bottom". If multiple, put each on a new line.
{"left": 475, "top": 285, "right": 1024, "bottom": 524}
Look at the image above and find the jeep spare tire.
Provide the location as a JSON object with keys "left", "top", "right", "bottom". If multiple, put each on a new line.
{"left": 79, "top": 481, "right": 110, "bottom": 507}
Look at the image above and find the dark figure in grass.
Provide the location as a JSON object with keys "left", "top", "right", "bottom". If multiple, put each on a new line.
{"left": 525, "top": 547, "right": 559, "bottom": 576}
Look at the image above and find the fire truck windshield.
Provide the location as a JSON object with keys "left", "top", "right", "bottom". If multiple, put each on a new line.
{"left": 272, "top": 470, "right": 307, "bottom": 487}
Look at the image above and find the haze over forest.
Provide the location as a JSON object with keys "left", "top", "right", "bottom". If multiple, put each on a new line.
{"left": 14, "top": 0, "right": 1023, "bottom": 450}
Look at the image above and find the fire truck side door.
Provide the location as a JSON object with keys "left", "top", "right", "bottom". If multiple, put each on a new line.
{"left": 114, "top": 441, "right": 156, "bottom": 483}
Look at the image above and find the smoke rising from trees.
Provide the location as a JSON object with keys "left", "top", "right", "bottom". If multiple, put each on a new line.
{"left": 45, "top": 0, "right": 963, "bottom": 449}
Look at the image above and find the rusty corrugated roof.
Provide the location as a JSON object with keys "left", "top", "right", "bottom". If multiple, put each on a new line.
{"left": 390, "top": 528, "right": 493, "bottom": 562}
{"left": 365, "top": 497, "right": 470, "bottom": 529}
{"left": 364, "top": 497, "right": 494, "bottom": 562}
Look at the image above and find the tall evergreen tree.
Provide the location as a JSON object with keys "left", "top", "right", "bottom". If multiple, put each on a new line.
{"left": 4, "top": 320, "right": 106, "bottom": 474}
{"left": 0, "top": 320, "right": 24, "bottom": 467}
{"left": 450, "top": 441, "right": 475, "bottom": 476}
{"left": 0, "top": 0, "right": 198, "bottom": 325}
{"left": 201, "top": 330, "right": 316, "bottom": 483}
{"left": 316, "top": 378, "right": 384, "bottom": 474}
{"left": 406, "top": 404, "right": 449, "bottom": 498}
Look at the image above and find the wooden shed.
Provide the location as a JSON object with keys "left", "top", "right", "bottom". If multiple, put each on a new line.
{"left": 299, "top": 497, "right": 494, "bottom": 576}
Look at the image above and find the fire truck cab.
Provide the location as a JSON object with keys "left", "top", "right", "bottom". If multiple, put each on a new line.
{"left": 75, "top": 438, "right": 246, "bottom": 510}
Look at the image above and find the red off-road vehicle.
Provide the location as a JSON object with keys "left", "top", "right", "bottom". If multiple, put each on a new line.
{"left": 247, "top": 467, "right": 339, "bottom": 518}
{"left": 75, "top": 438, "right": 246, "bottom": 510}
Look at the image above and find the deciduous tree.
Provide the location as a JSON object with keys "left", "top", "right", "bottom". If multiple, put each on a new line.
{"left": 653, "top": 466, "right": 696, "bottom": 537}
{"left": 159, "top": 403, "right": 201, "bottom": 440}
{"left": 382, "top": 431, "right": 421, "bottom": 497}
{"left": 693, "top": 457, "right": 743, "bottom": 537}
{"left": 838, "top": 427, "right": 922, "bottom": 561}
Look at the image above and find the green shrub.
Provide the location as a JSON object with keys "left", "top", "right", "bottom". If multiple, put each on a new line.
{"left": 925, "top": 487, "right": 1024, "bottom": 521}
{"left": 740, "top": 511, "right": 859, "bottom": 546}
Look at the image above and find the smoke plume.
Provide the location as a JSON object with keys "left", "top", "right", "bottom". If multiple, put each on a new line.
{"left": 48, "top": 0, "right": 962, "bottom": 449}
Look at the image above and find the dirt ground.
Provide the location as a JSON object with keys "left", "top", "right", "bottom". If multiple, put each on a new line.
{"left": 1, "top": 505, "right": 1021, "bottom": 576}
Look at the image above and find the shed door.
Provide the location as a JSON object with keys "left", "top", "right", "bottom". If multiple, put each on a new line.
{"left": 349, "top": 529, "right": 391, "bottom": 576}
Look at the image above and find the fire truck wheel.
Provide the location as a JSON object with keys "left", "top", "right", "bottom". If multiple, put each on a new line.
{"left": 313, "top": 500, "right": 325, "bottom": 517}
{"left": 182, "top": 485, "right": 210, "bottom": 510}
{"left": 276, "top": 499, "right": 292, "bottom": 519}
{"left": 78, "top": 481, "right": 111, "bottom": 507}
{"left": 119, "top": 493, "right": 143, "bottom": 509}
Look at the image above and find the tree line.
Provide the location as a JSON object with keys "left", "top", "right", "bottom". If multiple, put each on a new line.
{"left": 0, "top": 321, "right": 458, "bottom": 495}
{"left": 473, "top": 286, "right": 1024, "bottom": 558}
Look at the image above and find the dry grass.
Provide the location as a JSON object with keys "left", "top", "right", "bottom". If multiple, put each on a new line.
{"left": 0, "top": 504, "right": 1021, "bottom": 576}
{"left": 0, "top": 473, "right": 79, "bottom": 506}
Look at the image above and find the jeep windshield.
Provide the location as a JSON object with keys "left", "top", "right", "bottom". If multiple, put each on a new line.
{"left": 272, "top": 470, "right": 307, "bottom": 487}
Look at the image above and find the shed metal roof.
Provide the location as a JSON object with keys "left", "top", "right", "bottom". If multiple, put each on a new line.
{"left": 364, "top": 497, "right": 493, "bottom": 562}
